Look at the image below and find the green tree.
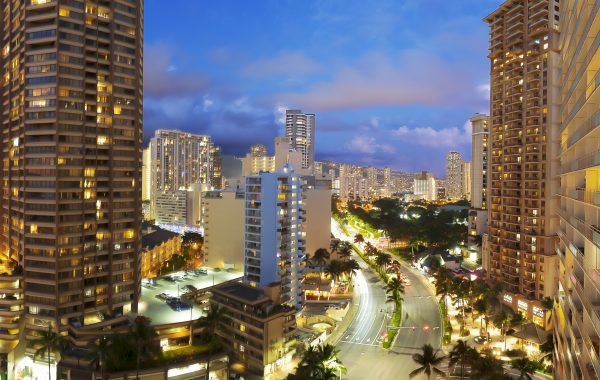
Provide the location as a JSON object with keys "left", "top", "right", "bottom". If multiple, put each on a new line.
{"left": 385, "top": 277, "right": 405, "bottom": 307}
{"left": 325, "top": 260, "right": 344, "bottom": 283}
{"left": 409, "top": 344, "right": 446, "bottom": 380}
{"left": 88, "top": 336, "right": 111, "bottom": 380}
{"left": 330, "top": 239, "right": 341, "bottom": 255}
{"left": 130, "top": 316, "right": 159, "bottom": 379}
{"left": 432, "top": 267, "right": 452, "bottom": 317}
{"left": 470, "top": 350, "right": 505, "bottom": 379}
{"left": 354, "top": 233, "right": 364, "bottom": 244}
{"left": 493, "top": 309, "right": 512, "bottom": 350}
{"left": 33, "top": 326, "right": 67, "bottom": 380}
{"left": 288, "top": 344, "right": 346, "bottom": 380}
{"left": 511, "top": 357, "right": 538, "bottom": 380}
{"left": 341, "top": 259, "right": 360, "bottom": 280}
{"left": 541, "top": 296, "right": 554, "bottom": 325}
{"left": 337, "top": 241, "right": 353, "bottom": 261}
{"left": 375, "top": 252, "right": 392, "bottom": 272}
{"left": 473, "top": 298, "right": 490, "bottom": 334}
{"left": 312, "top": 248, "right": 331, "bottom": 278}
{"left": 448, "top": 340, "right": 477, "bottom": 379}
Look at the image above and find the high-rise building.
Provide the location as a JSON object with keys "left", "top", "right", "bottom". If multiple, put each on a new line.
{"left": 485, "top": 0, "right": 560, "bottom": 325}
{"left": 250, "top": 144, "right": 268, "bottom": 157}
{"left": 367, "top": 166, "right": 377, "bottom": 189}
{"left": 554, "top": 2, "right": 600, "bottom": 378}
{"left": 0, "top": 0, "right": 143, "bottom": 373}
{"left": 340, "top": 176, "right": 368, "bottom": 200}
{"left": 461, "top": 162, "right": 472, "bottom": 202}
{"left": 243, "top": 165, "right": 305, "bottom": 309}
{"left": 446, "top": 151, "right": 463, "bottom": 200}
{"left": 414, "top": 172, "right": 437, "bottom": 202}
{"left": 285, "top": 110, "right": 315, "bottom": 170}
{"left": 384, "top": 166, "right": 392, "bottom": 195}
{"left": 468, "top": 114, "right": 490, "bottom": 262}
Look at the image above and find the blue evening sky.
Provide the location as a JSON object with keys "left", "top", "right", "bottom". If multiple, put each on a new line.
{"left": 144, "top": 0, "right": 503, "bottom": 176}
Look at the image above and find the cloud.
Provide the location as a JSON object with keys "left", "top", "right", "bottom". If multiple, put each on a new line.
{"left": 242, "top": 52, "right": 321, "bottom": 78}
{"left": 345, "top": 136, "right": 395, "bottom": 155}
{"left": 391, "top": 120, "right": 471, "bottom": 148}
{"left": 278, "top": 50, "right": 483, "bottom": 111}
{"left": 145, "top": 43, "right": 209, "bottom": 98}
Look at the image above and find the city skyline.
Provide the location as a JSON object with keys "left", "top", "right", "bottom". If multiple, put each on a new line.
{"left": 144, "top": 0, "right": 505, "bottom": 176}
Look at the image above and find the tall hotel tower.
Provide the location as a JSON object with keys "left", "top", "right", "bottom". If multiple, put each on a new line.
{"left": 0, "top": 0, "right": 143, "bottom": 372}
{"left": 554, "top": 0, "right": 600, "bottom": 378}
{"left": 484, "top": 0, "right": 560, "bottom": 325}
{"left": 285, "top": 110, "right": 315, "bottom": 171}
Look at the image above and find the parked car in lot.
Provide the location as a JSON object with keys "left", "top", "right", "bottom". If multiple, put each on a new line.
{"left": 167, "top": 298, "right": 192, "bottom": 311}
{"left": 155, "top": 293, "right": 170, "bottom": 301}
{"left": 183, "top": 284, "right": 197, "bottom": 292}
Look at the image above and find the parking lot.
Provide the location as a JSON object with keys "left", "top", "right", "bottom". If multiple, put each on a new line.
{"left": 137, "top": 267, "right": 243, "bottom": 325}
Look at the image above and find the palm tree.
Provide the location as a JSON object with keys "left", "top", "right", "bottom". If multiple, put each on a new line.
{"left": 432, "top": 267, "right": 452, "bottom": 316}
{"left": 200, "top": 304, "right": 228, "bottom": 380}
{"left": 337, "top": 242, "right": 353, "bottom": 261}
{"left": 375, "top": 252, "right": 392, "bottom": 272}
{"left": 364, "top": 241, "right": 375, "bottom": 256}
{"left": 325, "top": 260, "right": 344, "bottom": 283}
{"left": 473, "top": 298, "right": 490, "bottom": 334}
{"left": 493, "top": 309, "right": 512, "bottom": 350}
{"left": 88, "top": 336, "right": 111, "bottom": 380}
{"left": 288, "top": 344, "right": 346, "bottom": 379}
{"left": 385, "top": 277, "right": 405, "bottom": 307}
{"left": 312, "top": 248, "right": 331, "bottom": 270}
{"left": 541, "top": 296, "right": 554, "bottom": 325}
{"left": 470, "top": 349, "right": 505, "bottom": 380}
{"left": 330, "top": 239, "right": 341, "bottom": 255}
{"left": 33, "top": 326, "right": 67, "bottom": 380}
{"left": 409, "top": 344, "right": 446, "bottom": 380}
{"left": 354, "top": 233, "right": 364, "bottom": 244}
{"left": 448, "top": 340, "right": 476, "bottom": 379}
{"left": 341, "top": 259, "right": 360, "bottom": 280}
{"left": 130, "top": 316, "right": 158, "bottom": 379}
{"left": 511, "top": 357, "right": 538, "bottom": 380}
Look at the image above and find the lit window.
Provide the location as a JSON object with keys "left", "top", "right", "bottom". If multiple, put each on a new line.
{"left": 59, "top": 7, "right": 70, "bottom": 17}
{"left": 30, "top": 225, "right": 38, "bottom": 234}
{"left": 97, "top": 136, "right": 108, "bottom": 145}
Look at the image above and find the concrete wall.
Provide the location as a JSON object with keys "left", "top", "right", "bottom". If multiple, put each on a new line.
{"left": 203, "top": 192, "right": 245, "bottom": 269}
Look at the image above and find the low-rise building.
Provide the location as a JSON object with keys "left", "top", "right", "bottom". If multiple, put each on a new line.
{"left": 202, "top": 190, "right": 245, "bottom": 270}
{"left": 141, "top": 223, "right": 182, "bottom": 278}
{"left": 211, "top": 282, "right": 297, "bottom": 377}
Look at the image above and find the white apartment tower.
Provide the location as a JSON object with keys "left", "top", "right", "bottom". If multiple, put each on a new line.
{"left": 468, "top": 114, "right": 490, "bottom": 262}
{"left": 414, "top": 172, "right": 437, "bottom": 202}
{"left": 285, "top": 110, "right": 315, "bottom": 171}
{"left": 446, "top": 151, "right": 463, "bottom": 200}
{"left": 243, "top": 165, "right": 306, "bottom": 309}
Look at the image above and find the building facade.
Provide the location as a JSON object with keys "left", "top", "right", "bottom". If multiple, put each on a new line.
{"left": 485, "top": 0, "right": 560, "bottom": 325}
{"left": 244, "top": 165, "right": 306, "bottom": 309}
{"left": 461, "top": 161, "right": 472, "bottom": 202}
{"left": 446, "top": 151, "right": 463, "bottom": 200}
{"left": 554, "top": 1, "right": 600, "bottom": 378}
{"left": 414, "top": 171, "right": 437, "bottom": 202}
{"left": 140, "top": 224, "right": 182, "bottom": 279}
{"left": 148, "top": 130, "right": 221, "bottom": 220}
{"left": 285, "top": 110, "right": 315, "bottom": 171}
{"left": 0, "top": 0, "right": 143, "bottom": 374}
{"left": 202, "top": 190, "right": 245, "bottom": 270}
{"left": 468, "top": 114, "right": 490, "bottom": 263}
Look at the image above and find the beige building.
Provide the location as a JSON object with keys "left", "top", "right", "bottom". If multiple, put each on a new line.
{"left": 211, "top": 282, "right": 297, "bottom": 377}
{"left": 340, "top": 176, "right": 368, "bottom": 200}
{"left": 446, "top": 151, "right": 463, "bottom": 200}
{"left": 303, "top": 175, "right": 332, "bottom": 256}
{"left": 0, "top": 0, "right": 144, "bottom": 375}
{"left": 554, "top": 1, "right": 600, "bottom": 378}
{"left": 240, "top": 136, "right": 308, "bottom": 177}
{"left": 461, "top": 161, "right": 472, "bottom": 202}
{"left": 468, "top": 114, "right": 490, "bottom": 262}
{"left": 140, "top": 224, "right": 182, "bottom": 279}
{"left": 485, "top": 0, "right": 560, "bottom": 326}
{"left": 202, "top": 190, "right": 245, "bottom": 270}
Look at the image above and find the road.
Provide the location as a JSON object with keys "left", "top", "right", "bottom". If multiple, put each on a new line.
{"left": 332, "top": 219, "right": 443, "bottom": 379}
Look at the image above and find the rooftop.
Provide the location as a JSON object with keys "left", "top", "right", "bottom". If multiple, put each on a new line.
{"left": 137, "top": 268, "right": 243, "bottom": 326}
{"left": 213, "top": 282, "right": 266, "bottom": 303}
{"left": 141, "top": 222, "right": 180, "bottom": 250}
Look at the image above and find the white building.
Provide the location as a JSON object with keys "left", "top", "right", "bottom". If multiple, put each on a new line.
{"left": 414, "top": 171, "right": 437, "bottom": 201}
{"left": 244, "top": 164, "right": 306, "bottom": 309}
{"left": 148, "top": 130, "right": 221, "bottom": 220}
{"left": 340, "top": 176, "right": 368, "bottom": 200}
{"left": 154, "top": 184, "right": 210, "bottom": 227}
{"left": 285, "top": 110, "right": 315, "bottom": 171}
{"left": 468, "top": 114, "right": 489, "bottom": 262}
{"left": 461, "top": 161, "right": 472, "bottom": 202}
{"left": 240, "top": 137, "right": 309, "bottom": 177}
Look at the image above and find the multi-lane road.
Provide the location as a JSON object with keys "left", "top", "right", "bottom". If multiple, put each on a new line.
{"left": 332, "top": 219, "right": 443, "bottom": 379}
